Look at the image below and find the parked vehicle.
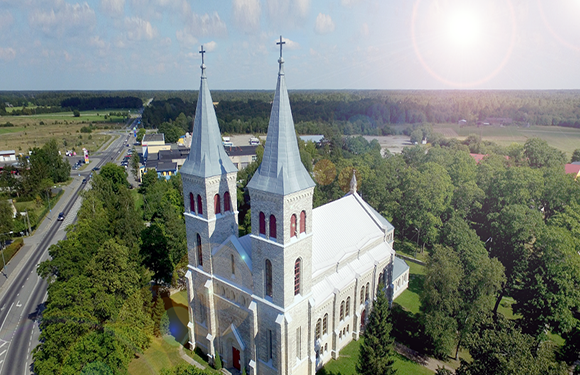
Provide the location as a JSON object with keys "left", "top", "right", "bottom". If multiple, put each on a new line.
{"left": 57, "top": 212, "right": 65, "bottom": 221}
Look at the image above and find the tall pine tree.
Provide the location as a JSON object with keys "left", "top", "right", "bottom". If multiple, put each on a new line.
{"left": 356, "top": 283, "right": 397, "bottom": 375}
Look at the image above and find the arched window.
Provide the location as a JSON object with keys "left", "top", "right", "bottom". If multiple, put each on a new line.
{"left": 346, "top": 297, "right": 351, "bottom": 317}
{"left": 340, "top": 301, "right": 345, "bottom": 321}
{"left": 290, "top": 214, "right": 297, "bottom": 238}
{"left": 265, "top": 259, "right": 273, "bottom": 298}
{"left": 365, "top": 282, "right": 370, "bottom": 301}
{"left": 316, "top": 319, "right": 321, "bottom": 340}
{"left": 294, "top": 258, "right": 301, "bottom": 296}
{"left": 214, "top": 194, "right": 221, "bottom": 214}
{"left": 196, "top": 233, "right": 203, "bottom": 266}
{"left": 300, "top": 210, "right": 306, "bottom": 233}
{"left": 224, "top": 191, "right": 231, "bottom": 212}
{"left": 360, "top": 287, "right": 365, "bottom": 305}
{"left": 189, "top": 192, "right": 195, "bottom": 213}
{"left": 323, "top": 314, "right": 328, "bottom": 335}
{"left": 197, "top": 195, "right": 203, "bottom": 215}
{"left": 259, "top": 212, "right": 266, "bottom": 235}
{"left": 231, "top": 254, "right": 235, "bottom": 275}
{"left": 269, "top": 215, "right": 277, "bottom": 239}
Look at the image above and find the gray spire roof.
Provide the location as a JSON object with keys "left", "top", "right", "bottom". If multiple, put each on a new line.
{"left": 180, "top": 47, "right": 237, "bottom": 178}
{"left": 248, "top": 38, "right": 315, "bottom": 195}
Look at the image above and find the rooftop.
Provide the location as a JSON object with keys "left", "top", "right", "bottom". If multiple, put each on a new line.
{"left": 224, "top": 145, "right": 258, "bottom": 157}
{"left": 142, "top": 134, "right": 165, "bottom": 143}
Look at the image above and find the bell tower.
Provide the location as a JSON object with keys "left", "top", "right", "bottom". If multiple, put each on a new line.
{"left": 181, "top": 45, "right": 239, "bottom": 274}
{"left": 247, "top": 36, "right": 316, "bottom": 309}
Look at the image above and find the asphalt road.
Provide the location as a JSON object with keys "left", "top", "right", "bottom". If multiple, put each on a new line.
{"left": 0, "top": 124, "right": 136, "bottom": 375}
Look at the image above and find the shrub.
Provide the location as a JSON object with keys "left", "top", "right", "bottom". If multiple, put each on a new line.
{"left": 1, "top": 238, "right": 24, "bottom": 265}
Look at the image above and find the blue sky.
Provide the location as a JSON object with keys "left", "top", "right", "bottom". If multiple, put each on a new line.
{"left": 0, "top": 0, "right": 579, "bottom": 90}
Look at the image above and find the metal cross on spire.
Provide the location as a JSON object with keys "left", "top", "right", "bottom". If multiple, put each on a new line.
{"left": 277, "top": 35, "right": 285, "bottom": 61}
{"left": 199, "top": 45, "right": 206, "bottom": 64}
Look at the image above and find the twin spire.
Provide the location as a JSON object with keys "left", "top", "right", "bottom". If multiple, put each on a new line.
{"left": 182, "top": 37, "right": 315, "bottom": 196}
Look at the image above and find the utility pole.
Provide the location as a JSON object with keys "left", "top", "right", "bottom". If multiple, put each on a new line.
{"left": 25, "top": 209, "right": 32, "bottom": 235}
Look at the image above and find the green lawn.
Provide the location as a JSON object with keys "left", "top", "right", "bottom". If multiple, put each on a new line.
{"left": 393, "top": 262, "right": 425, "bottom": 315}
{"left": 0, "top": 127, "right": 24, "bottom": 135}
{"left": 317, "top": 338, "right": 433, "bottom": 375}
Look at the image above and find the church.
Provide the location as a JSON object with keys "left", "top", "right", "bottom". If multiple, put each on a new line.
{"left": 181, "top": 39, "right": 409, "bottom": 375}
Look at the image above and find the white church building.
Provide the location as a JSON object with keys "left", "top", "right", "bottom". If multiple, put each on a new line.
{"left": 181, "top": 40, "right": 409, "bottom": 375}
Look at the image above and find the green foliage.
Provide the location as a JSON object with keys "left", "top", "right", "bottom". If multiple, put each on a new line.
{"left": 571, "top": 148, "right": 580, "bottom": 163}
{"left": 213, "top": 351, "right": 222, "bottom": 370}
{"left": 18, "top": 139, "right": 70, "bottom": 197}
{"left": 137, "top": 128, "right": 147, "bottom": 143}
{"left": 73, "top": 110, "right": 80, "bottom": 117}
{"left": 160, "top": 363, "right": 210, "bottom": 375}
{"left": 152, "top": 296, "right": 166, "bottom": 337}
{"left": 357, "top": 284, "right": 397, "bottom": 375}
{"left": 130, "top": 152, "right": 140, "bottom": 180}
{"left": 524, "top": 137, "right": 566, "bottom": 169}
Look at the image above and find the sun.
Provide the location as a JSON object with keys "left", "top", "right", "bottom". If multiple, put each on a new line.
{"left": 446, "top": 9, "right": 482, "bottom": 48}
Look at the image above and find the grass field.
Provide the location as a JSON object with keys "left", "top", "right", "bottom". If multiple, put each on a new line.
{"left": 317, "top": 337, "right": 434, "bottom": 375}
{"left": 394, "top": 261, "right": 426, "bottom": 315}
{"left": 434, "top": 123, "right": 580, "bottom": 158}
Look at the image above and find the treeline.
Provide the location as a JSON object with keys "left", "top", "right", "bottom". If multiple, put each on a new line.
{"left": 141, "top": 90, "right": 580, "bottom": 136}
{"left": 61, "top": 96, "right": 142, "bottom": 110}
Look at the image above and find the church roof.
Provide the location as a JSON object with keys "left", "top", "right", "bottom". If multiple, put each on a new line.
{"left": 247, "top": 44, "right": 315, "bottom": 195}
{"left": 180, "top": 49, "right": 237, "bottom": 178}
{"left": 393, "top": 257, "right": 409, "bottom": 281}
{"left": 311, "top": 192, "right": 394, "bottom": 277}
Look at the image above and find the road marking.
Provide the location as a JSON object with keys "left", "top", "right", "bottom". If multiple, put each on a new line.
{"left": 0, "top": 350, "right": 5, "bottom": 356}
{"left": 16, "top": 301, "right": 21, "bottom": 308}
{"left": 0, "top": 341, "right": 6, "bottom": 349}
{"left": 0, "top": 303, "right": 14, "bottom": 331}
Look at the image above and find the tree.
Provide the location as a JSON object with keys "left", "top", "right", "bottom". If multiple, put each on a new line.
{"left": 73, "top": 110, "right": 80, "bottom": 117}
{"left": 97, "top": 163, "right": 128, "bottom": 193}
{"left": 356, "top": 284, "right": 397, "bottom": 375}
{"left": 136, "top": 128, "right": 146, "bottom": 143}
{"left": 523, "top": 138, "right": 566, "bottom": 169}
{"left": 140, "top": 223, "right": 173, "bottom": 283}
{"left": 571, "top": 148, "right": 580, "bottom": 163}
{"left": 0, "top": 200, "right": 13, "bottom": 238}
{"left": 130, "top": 151, "right": 140, "bottom": 181}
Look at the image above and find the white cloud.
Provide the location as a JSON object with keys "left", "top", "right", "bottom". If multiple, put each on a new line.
{"left": 28, "top": 2, "right": 96, "bottom": 38}
{"left": 341, "top": 0, "right": 362, "bottom": 6}
{"left": 0, "top": 47, "right": 16, "bottom": 60}
{"left": 184, "top": 11, "right": 227, "bottom": 37}
{"left": 314, "top": 13, "right": 334, "bottom": 34}
{"left": 275, "top": 36, "right": 299, "bottom": 51}
{"left": 0, "top": 10, "right": 14, "bottom": 31}
{"left": 361, "top": 22, "right": 369, "bottom": 36}
{"left": 124, "top": 16, "right": 157, "bottom": 40}
{"left": 232, "top": 0, "right": 261, "bottom": 34}
{"left": 204, "top": 41, "right": 217, "bottom": 52}
{"left": 266, "top": 0, "right": 310, "bottom": 28}
{"left": 176, "top": 29, "right": 198, "bottom": 47}
{"left": 100, "top": 0, "right": 124, "bottom": 17}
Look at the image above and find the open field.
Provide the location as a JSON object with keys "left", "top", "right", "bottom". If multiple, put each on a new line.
{"left": 0, "top": 112, "right": 125, "bottom": 155}
{"left": 434, "top": 124, "right": 580, "bottom": 158}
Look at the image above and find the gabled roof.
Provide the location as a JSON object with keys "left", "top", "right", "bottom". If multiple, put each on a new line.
{"left": 565, "top": 163, "right": 580, "bottom": 176}
{"left": 393, "top": 257, "right": 409, "bottom": 281}
{"left": 311, "top": 192, "right": 394, "bottom": 276}
{"left": 247, "top": 56, "right": 315, "bottom": 195}
{"left": 180, "top": 56, "right": 237, "bottom": 178}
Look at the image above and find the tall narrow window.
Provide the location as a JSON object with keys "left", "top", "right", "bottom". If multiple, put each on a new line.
{"left": 365, "top": 282, "right": 370, "bottom": 301}
{"left": 231, "top": 254, "right": 235, "bottom": 275}
{"left": 259, "top": 212, "right": 266, "bottom": 235}
{"left": 265, "top": 259, "right": 273, "bottom": 297}
{"left": 340, "top": 301, "right": 345, "bottom": 321}
{"left": 290, "top": 214, "right": 297, "bottom": 238}
{"left": 360, "top": 287, "right": 365, "bottom": 305}
{"left": 196, "top": 234, "right": 203, "bottom": 266}
{"left": 346, "top": 297, "right": 351, "bottom": 317}
{"left": 269, "top": 330, "right": 273, "bottom": 359}
{"left": 214, "top": 194, "right": 221, "bottom": 214}
{"left": 296, "top": 327, "right": 301, "bottom": 359}
{"left": 269, "top": 215, "right": 277, "bottom": 239}
{"left": 316, "top": 319, "right": 321, "bottom": 340}
{"left": 224, "top": 191, "right": 231, "bottom": 212}
{"left": 294, "top": 258, "right": 301, "bottom": 295}
{"left": 323, "top": 314, "right": 328, "bottom": 335}
{"left": 197, "top": 195, "right": 203, "bottom": 215}
{"left": 189, "top": 192, "right": 195, "bottom": 212}
{"left": 300, "top": 210, "right": 306, "bottom": 233}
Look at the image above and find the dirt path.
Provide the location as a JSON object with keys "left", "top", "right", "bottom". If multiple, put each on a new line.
{"left": 394, "top": 342, "right": 455, "bottom": 373}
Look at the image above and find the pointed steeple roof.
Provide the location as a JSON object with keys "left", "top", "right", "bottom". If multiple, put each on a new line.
{"left": 248, "top": 36, "right": 315, "bottom": 195}
{"left": 181, "top": 46, "right": 237, "bottom": 178}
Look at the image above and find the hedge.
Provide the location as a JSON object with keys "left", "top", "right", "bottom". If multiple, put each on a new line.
{"left": 1, "top": 237, "right": 24, "bottom": 266}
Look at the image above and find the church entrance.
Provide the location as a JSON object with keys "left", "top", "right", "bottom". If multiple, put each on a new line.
{"left": 360, "top": 309, "right": 366, "bottom": 331}
{"left": 232, "top": 347, "right": 241, "bottom": 370}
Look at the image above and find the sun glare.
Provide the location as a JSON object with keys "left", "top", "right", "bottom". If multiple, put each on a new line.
{"left": 446, "top": 10, "right": 481, "bottom": 48}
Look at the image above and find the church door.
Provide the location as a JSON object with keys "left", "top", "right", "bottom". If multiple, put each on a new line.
{"left": 232, "top": 347, "right": 241, "bottom": 370}
{"left": 360, "top": 309, "right": 366, "bottom": 331}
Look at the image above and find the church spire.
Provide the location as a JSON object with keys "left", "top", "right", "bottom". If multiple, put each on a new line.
{"left": 180, "top": 45, "right": 237, "bottom": 178}
{"left": 247, "top": 36, "right": 315, "bottom": 195}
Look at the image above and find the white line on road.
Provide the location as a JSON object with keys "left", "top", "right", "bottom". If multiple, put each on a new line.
{"left": 0, "top": 341, "right": 6, "bottom": 349}
{"left": 0, "top": 303, "right": 14, "bottom": 332}
{"left": 0, "top": 350, "right": 5, "bottom": 356}
{"left": 16, "top": 301, "right": 21, "bottom": 308}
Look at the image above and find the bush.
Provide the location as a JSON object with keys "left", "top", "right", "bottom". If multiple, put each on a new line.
{"left": 80, "top": 126, "right": 92, "bottom": 133}
{"left": 1, "top": 238, "right": 24, "bottom": 265}
{"left": 213, "top": 351, "right": 222, "bottom": 370}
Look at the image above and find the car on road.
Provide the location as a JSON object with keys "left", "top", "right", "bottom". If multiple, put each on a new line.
{"left": 57, "top": 212, "right": 65, "bottom": 221}
{"left": 92, "top": 167, "right": 100, "bottom": 171}
{"left": 82, "top": 178, "right": 87, "bottom": 183}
